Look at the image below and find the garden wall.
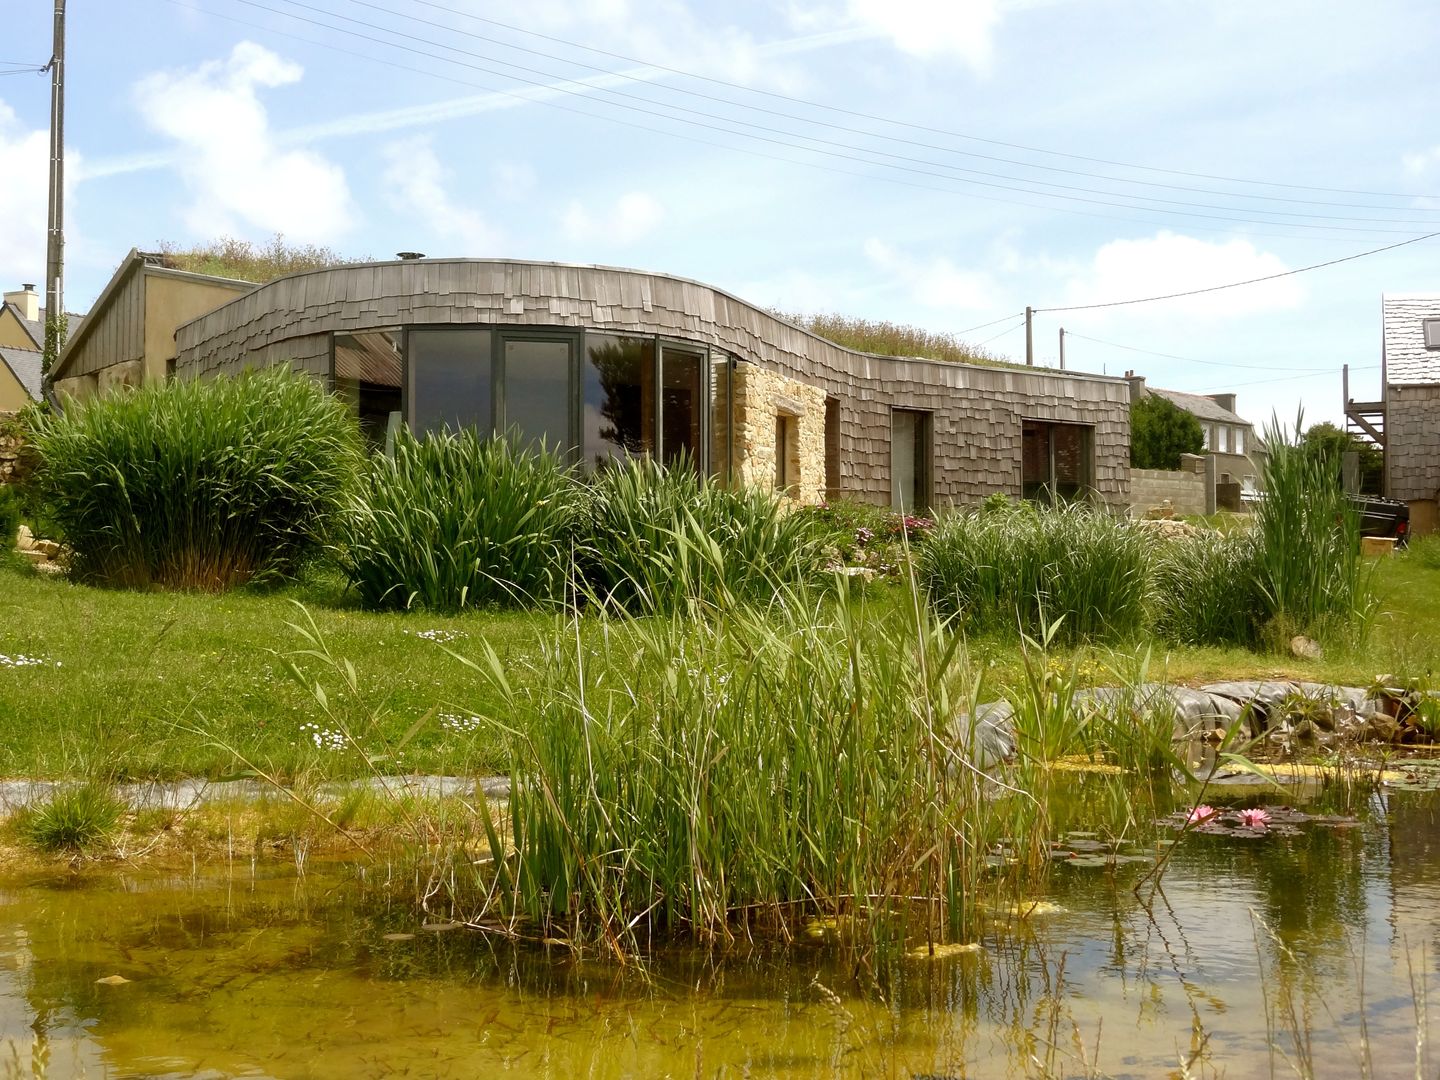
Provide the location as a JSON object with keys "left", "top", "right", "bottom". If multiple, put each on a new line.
{"left": 0, "top": 416, "right": 30, "bottom": 487}
{"left": 1129, "top": 454, "right": 1211, "bottom": 516}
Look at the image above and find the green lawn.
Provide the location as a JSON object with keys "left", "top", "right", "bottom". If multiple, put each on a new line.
{"left": 2, "top": 553, "right": 1437, "bottom": 781}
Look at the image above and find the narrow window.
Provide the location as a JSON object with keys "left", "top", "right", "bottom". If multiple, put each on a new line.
{"left": 824, "top": 397, "right": 841, "bottom": 500}
{"left": 775, "top": 412, "right": 799, "bottom": 493}
{"left": 891, "top": 408, "right": 932, "bottom": 511}
{"left": 660, "top": 343, "right": 705, "bottom": 472}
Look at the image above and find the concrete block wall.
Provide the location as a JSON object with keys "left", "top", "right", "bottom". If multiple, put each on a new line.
{"left": 1129, "top": 454, "right": 1209, "bottom": 517}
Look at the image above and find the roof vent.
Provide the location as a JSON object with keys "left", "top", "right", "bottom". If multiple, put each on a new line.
{"left": 395, "top": 251, "right": 426, "bottom": 261}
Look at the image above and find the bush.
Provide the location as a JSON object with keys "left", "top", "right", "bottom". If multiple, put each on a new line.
{"left": 28, "top": 368, "right": 363, "bottom": 590}
{"left": 0, "top": 485, "right": 18, "bottom": 549}
{"left": 582, "top": 456, "right": 829, "bottom": 614}
{"left": 793, "top": 499, "right": 933, "bottom": 573}
{"left": 17, "top": 784, "right": 124, "bottom": 852}
{"left": 1131, "top": 394, "right": 1204, "bottom": 470}
{"left": 1150, "top": 530, "right": 1262, "bottom": 646}
{"left": 920, "top": 502, "right": 1149, "bottom": 642}
{"left": 335, "top": 429, "right": 582, "bottom": 611}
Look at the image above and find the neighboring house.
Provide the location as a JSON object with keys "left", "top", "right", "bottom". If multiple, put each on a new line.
{"left": 1125, "top": 373, "right": 1266, "bottom": 501}
{"left": 49, "top": 249, "right": 254, "bottom": 400}
{"left": 72, "top": 254, "right": 1134, "bottom": 509}
{"left": 2, "top": 282, "right": 85, "bottom": 355}
{"left": 0, "top": 346, "right": 41, "bottom": 411}
{"left": 1353, "top": 293, "right": 1440, "bottom": 533}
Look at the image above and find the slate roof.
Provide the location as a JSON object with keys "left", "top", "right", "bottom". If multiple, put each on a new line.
{"left": 1382, "top": 293, "right": 1440, "bottom": 385}
{"left": 1, "top": 301, "right": 86, "bottom": 350}
{"left": 1147, "top": 386, "right": 1251, "bottom": 427}
{"left": 0, "top": 346, "right": 43, "bottom": 402}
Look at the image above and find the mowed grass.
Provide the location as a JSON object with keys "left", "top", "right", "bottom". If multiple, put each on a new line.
{"left": 2, "top": 550, "right": 1438, "bottom": 781}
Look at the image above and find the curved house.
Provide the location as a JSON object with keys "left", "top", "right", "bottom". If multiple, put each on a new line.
{"left": 172, "top": 258, "right": 1129, "bottom": 508}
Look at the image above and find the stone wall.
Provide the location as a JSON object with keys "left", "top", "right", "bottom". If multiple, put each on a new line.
{"left": 0, "top": 415, "right": 32, "bottom": 487}
{"left": 1129, "top": 454, "right": 1210, "bottom": 517}
{"left": 729, "top": 362, "right": 828, "bottom": 504}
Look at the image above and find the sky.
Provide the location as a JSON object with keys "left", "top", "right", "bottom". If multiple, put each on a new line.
{"left": 3, "top": 0, "right": 1439, "bottom": 428}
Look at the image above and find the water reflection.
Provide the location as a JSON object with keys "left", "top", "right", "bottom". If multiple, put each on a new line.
{"left": 0, "top": 779, "right": 1436, "bottom": 1078}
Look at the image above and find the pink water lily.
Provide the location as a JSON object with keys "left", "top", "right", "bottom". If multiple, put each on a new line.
{"left": 1185, "top": 805, "right": 1218, "bottom": 825}
{"left": 1238, "top": 807, "right": 1272, "bottom": 829}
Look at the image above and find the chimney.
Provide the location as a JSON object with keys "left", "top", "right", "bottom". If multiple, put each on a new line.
{"left": 395, "top": 251, "right": 426, "bottom": 261}
{"left": 1207, "top": 393, "right": 1237, "bottom": 414}
{"left": 1124, "top": 370, "right": 1146, "bottom": 403}
{"left": 3, "top": 283, "right": 39, "bottom": 322}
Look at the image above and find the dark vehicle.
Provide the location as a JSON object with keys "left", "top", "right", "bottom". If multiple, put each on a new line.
{"left": 1351, "top": 493, "right": 1409, "bottom": 548}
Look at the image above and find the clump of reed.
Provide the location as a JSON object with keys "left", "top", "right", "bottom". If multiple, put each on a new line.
{"left": 581, "top": 455, "right": 829, "bottom": 614}
{"left": 334, "top": 429, "right": 582, "bottom": 611}
{"left": 1149, "top": 529, "right": 1263, "bottom": 646}
{"left": 27, "top": 368, "right": 363, "bottom": 590}
{"left": 919, "top": 502, "right": 1149, "bottom": 643}
{"left": 16, "top": 783, "right": 125, "bottom": 853}
{"left": 1253, "top": 412, "right": 1368, "bottom": 632}
{"left": 464, "top": 577, "right": 1027, "bottom": 953}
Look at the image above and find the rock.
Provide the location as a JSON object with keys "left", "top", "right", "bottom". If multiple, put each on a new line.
{"left": 16, "top": 524, "right": 35, "bottom": 551}
{"left": 1289, "top": 635, "right": 1322, "bottom": 660}
{"left": 33, "top": 539, "right": 61, "bottom": 559}
{"left": 1145, "top": 500, "right": 1176, "bottom": 520}
{"left": 1135, "top": 518, "right": 1201, "bottom": 541}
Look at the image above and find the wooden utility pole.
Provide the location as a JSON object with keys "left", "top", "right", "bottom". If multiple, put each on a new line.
{"left": 43, "top": 0, "right": 66, "bottom": 382}
{"left": 1058, "top": 327, "right": 1066, "bottom": 370}
{"left": 1024, "top": 306, "right": 1033, "bottom": 365}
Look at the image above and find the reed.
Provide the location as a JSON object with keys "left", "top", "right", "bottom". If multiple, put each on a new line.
{"left": 27, "top": 368, "right": 362, "bottom": 590}
{"left": 334, "top": 429, "right": 582, "bottom": 611}
{"left": 919, "top": 502, "right": 1149, "bottom": 643}
{"left": 1150, "top": 529, "right": 1263, "bottom": 646}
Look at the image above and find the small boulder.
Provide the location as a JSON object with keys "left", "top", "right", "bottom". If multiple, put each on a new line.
{"left": 1289, "top": 635, "right": 1322, "bottom": 661}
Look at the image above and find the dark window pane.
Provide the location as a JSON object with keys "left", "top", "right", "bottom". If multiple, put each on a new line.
{"left": 1022, "top": 420, "right": 1092, "bottom": 503}
{"left": 892, "top": 409, "right": 930, "bottom": 511}
{"left": 661, "top": 346, "right": 704, "bottom": 470}
{"left": 503, "top": 338, "right": 573, "bottom": 453}
{"left": 410, "top": 329, "right": 491, "bottom": 435}
{"left": 583, "top": 333, "right": 654, "bottom": 469}
{"left": 334, "top": 330, "right": 402, "bottom": 449}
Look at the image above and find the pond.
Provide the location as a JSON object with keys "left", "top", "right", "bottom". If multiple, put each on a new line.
{"left": 1, "top": 773, "right": 1436, "bottom": 1079}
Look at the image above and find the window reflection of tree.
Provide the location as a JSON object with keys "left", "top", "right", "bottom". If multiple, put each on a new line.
{"left": 587, "top": 338, "right": 650, "bottom": 459}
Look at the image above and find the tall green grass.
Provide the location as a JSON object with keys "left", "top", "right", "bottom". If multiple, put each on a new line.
{"left": 0, "top": 485, "right": 18, "bottom": 548}
{"left": 581, "top": 455, "right": 829, "bottom": 614}
{"left": 28, "top": 368, "right": 363, "bottom": 590}
{"left": 334, "top": 429, "right": 582, "bottom": 611}
{"left": 1150, "top": 529, "right": 1263, "bottom": 646}
{"left": 1254, "top": 413, "right": 1366, "bottom": 629}
{"left": 919, "top": 502, "right": 1149, "bottom": 643}
{"left": 463, "top": 577, "right": 1023, "bottom": 952}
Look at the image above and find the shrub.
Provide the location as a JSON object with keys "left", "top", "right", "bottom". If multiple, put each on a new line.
{"left": 920, "top": 502, "right": 1149, "bottom": 642}
{"left": 17, "top": 784, "right": 124, "bottom": 852}
{"left": 334, "top": 429, "right": 582, "bottom": 611}
{"left": 582, "top": 456, "right": 829, "bottom": 614}
{"left": 1150, "top": 530, "right": 1263, "bottom": 646}
{"left": 793, "top": 499, "right": 932, "bottom": 573}
{"left": 28, "top": 367, "right": 363, "bottom": 590}
{"left": 0, "top": 485, "right": 18, "bottom": 549}
{"left": 1131, "top": 394, "right": 1204, "bottom": 470}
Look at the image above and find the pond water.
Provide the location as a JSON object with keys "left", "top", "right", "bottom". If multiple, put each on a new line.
{"left": 2, "top": 775, "right": 1437, "bottom": 1079}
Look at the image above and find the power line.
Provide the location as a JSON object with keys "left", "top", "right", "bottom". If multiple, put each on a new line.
{"left": 218, "top": 0, "right": 1429, "bottom": 239}
{"left": 1062, "top": 330, "right": 1330, "bottom": 373}
{"left": 957, "top": 311, "right": 1026, "bottom": 336}
{"left": 975, "top": 317, "right": 1027, "bottom": 347}
{"left": 331, "top": 0, "right": 1440, "bottom": 217}
{"left": 1035, "top": 231, "right": 1440, "bottom": 314}
{"left": 1191, "top": 365, "right": 1377, "bottom": 392}
{"left": 372, "top": 0, "right": 1440, "bottom": 203}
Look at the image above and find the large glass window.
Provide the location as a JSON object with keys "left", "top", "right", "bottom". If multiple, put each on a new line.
{"left": 583, "top": 333, "right": 655, "bottom": 469}
{"left": 409, "top": 329, "right": 491, "bottom": 435}
{"left": 661, "top": 344, "right": 705, "bottom": 470}
{"left": 334, "top": 330, "right": 402, "bottom": 448}
{"left": 892, "top": 408, "right": 932, "bottom": 511}
{"left": 501, "top": 337, "right": 574, "bottom": 454}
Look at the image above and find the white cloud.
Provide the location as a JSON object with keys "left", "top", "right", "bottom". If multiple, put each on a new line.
{"left": 491, "top": 161, "right": 537, "bottom": 202}
{"left": 1403, "top": 146, "right": 1440, "bottom": 176}
{"left": 562, "top": 192, "right": 665, "bottom": 246}
{"left": 845, "top": 0, "right": 1001, "bottom": 69}
{"left": 132, "top": 42, "right": 353, "bottom": 242}
{"left": 0, "top": 101, "right": 50, "bottom": 287}
{"left": 382, "top": 136, "right": 501, "bottom": 253}
{"left": 863, "top": 238, "right": 999, "bottom": 311}
{"left": 1060, "top": 232, "right": 1305, "bottom": 320}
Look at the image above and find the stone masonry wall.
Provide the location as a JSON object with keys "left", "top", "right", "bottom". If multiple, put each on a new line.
{"left": 1129, "top": 454, "right": 1209, "bottom": 517}
{"left": 0, "top": 415, "right": 32, "bottom": 487}
{"left": 730, "top": 362, "right": 827, "bottom": 504}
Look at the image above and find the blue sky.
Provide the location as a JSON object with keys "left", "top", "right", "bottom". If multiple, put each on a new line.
{"left": 3, "top": 0, "right": 1439, "bottom": 427}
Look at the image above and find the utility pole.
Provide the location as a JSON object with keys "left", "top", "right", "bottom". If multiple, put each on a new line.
{"left": 1024, "top": 306, "right": 1033, "bottom": 366}
{"left": 43, "top": 0, "right": 66, "bottom": 386}
{"left": 1058, "top": 327, "right": 1065, "bottom": 370}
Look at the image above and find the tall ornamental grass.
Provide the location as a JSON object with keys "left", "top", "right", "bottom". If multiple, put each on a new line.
{"left": 464, "top": 578, "right": 1029, "bottom": 952}
{"left": 1149, "top": 529, "right": 1263, "bottom": 646}
{"left": 919, "top": 502, "right": 1149, "bottom": 642}
{"left": 334, "top": 429, "right": 581, "bottom": 611}
{"left": 1253, "top": 412, "right": 1368, "bottom": 631}
{"left": 582, "top": 455, "right": 829, "bottom": 614}
{"left": 28, "top": 368, "right": 362, "bottom": 590}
